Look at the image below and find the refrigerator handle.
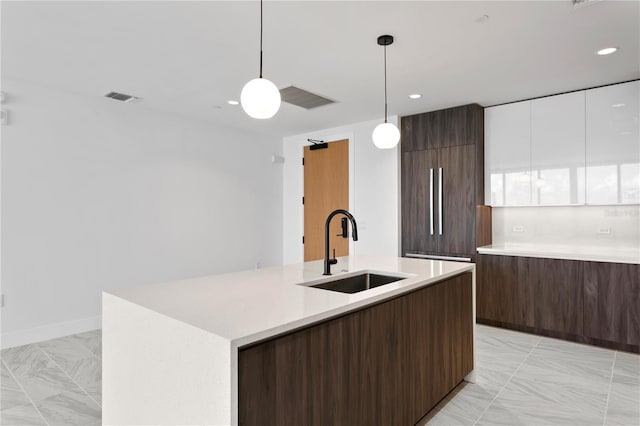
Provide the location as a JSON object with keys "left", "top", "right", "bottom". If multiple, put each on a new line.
{"left": 429, "top": 168, "right": 434, "bottom": 235}
{"left": 438, "top": 167, "right": 443, "bottom": 236}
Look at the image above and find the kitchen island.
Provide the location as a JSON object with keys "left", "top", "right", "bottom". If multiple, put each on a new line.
{"left": 103, "top": 255, "right": 475, "bottom": 425}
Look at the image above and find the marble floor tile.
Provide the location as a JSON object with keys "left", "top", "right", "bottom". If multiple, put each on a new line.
{"left": 86, "top": 389, "right": 101, "bottom": 406}
{"left": 35, "top": 389, "right": 101, "bottom": 426}
{"left": 476, "top": 325, "right": 541, "bottom": 348}
{"left": 1, "top": 361, "right": 16, "bottom": 385}
{"left": 38, "top": 339, "right": 102, "bottom": 405}
{"left": 474, "top": 403, "right": 531, "bottom": 426}
{"left": 525, "top": 340, "right": 615, "bottom": 384}
{"left": 614, "top": 351, "right": 640, "bottom": 379}
{"left": 516, "top": 353, "right": 612, "bottom": 391}
{"left": 1, "top": 386, "right": 32, "bottom": 413}
{"left": 66, "top": 330, "right": 102, "bottom": 359}
{"left": 1, "top": 362, "right": 32, "bottom": 412}
{"left": 2, "top": 345, "right": 80, "bottom": 404}
{"left": 1, "top": 345, "right": 47, "bottom": 377}
{"left": 536, "top": 336, "right": 617, "bottom": 363}
{"left": 482, "top": 376, "right": 607, "bottom": 425}
{"left": 472, "top": 359, "right": 521, "bottom": 395}
{"left": 35, "top": 330, "right": 101, "bottom": 363}
{"left": 605, "top": 378, "right": 640, "bottom": 426}
{"left": 421, "top": 382, "right": 495, "bottom": 425}
{"left": 475, "top": 336, "right": 533, "bottom": 363}
{"left": 0, "top": 402, "right": 46, "bottom": 426}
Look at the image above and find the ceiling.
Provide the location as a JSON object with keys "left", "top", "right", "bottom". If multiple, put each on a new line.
{"left": 2, "top": 1, "right": 639, "bottom": 137}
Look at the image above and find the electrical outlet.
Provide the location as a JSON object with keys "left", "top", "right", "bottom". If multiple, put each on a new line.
{"left": 512, "top": 225, "right": 524, "bottom": 233}
{"left": 597, "top": 227, "right": 612, "bottom": 235}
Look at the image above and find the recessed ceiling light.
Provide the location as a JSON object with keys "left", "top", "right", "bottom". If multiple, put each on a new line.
{"left": 227, "top": 100, "right": 239, "bottom": 105}
{"left": 596, "top": 47, "right": 617, "bottom": 56}
{"left": 408, "top": 94, "right": 422, "bottom": 99}
{"left": 612, "top": 103, "right": 626, "bottom": 108}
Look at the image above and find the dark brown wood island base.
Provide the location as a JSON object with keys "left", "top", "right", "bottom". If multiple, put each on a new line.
{"left": 238, "top": 272, "right": 474, "bottom": 426}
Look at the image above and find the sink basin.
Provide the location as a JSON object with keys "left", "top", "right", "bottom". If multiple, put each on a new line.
{"left": 310, "top": 273, "right": 406, "bottom": 294}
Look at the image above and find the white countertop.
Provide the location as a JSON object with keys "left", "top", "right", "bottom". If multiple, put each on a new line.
{"left": 477, "top": 243, "right": 640, "bottom": 264}
{"left": 105, "top": 255, "right": 474, "bottom": 347}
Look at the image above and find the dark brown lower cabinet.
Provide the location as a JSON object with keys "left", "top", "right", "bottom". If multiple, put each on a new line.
{"left": 477, "top": 254, "right": 639, "bottom": 353}
{"left": 584, "top": 262, "right": 640, "bottom": 346}
{"left": 532, "top": 258, "right": 584, "bottom": 336}
{"left": 238, "top": 273, "right": 473, "bottom": 426}
{"left": 477, "top": 255, "right": 533, "bottom": 327}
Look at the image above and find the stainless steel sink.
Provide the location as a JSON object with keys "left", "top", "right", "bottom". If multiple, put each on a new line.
{"left": 310, "top": 273, "right": 406, "bottom": 294}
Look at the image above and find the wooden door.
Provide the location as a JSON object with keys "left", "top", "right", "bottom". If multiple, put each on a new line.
{"left": 304, "top": 140, "right": 349, "bottom": 261}
{"left": 438, "top": 145, "right": 475, "bottom": 257}
{"left": 401, "top": 149, "right": 440, "bottom": 255}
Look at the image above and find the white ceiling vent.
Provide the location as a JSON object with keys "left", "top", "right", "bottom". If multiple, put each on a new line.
{"left": 280, "top": 86, "right": 335, "bottom": 110}
{"left": 104, "top": 91, "right": 138, "bottom": 102}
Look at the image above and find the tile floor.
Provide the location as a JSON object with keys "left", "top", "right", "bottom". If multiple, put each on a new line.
{"left": 421, "top": 326, "right": 640, "bottom": 426}
{"left": 0, "top": 325, "right": 638, "bottom": 425}
{"left": 1, "top": 330, "right": 101, "bottom": 426}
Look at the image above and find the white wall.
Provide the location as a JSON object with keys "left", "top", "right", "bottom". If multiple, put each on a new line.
{"left": 492, "top": 205, "right": 640, "bottom": 249}
{"left": 1, "top": 79, "right": 283, "bottom": 347}
{"left": 282, "top": 117, "right": 399, "bottom": 265}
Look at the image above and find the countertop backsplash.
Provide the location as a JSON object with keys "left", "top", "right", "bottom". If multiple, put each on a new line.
{"left": 491, "top": 205, "right": 640, "bottom": 250}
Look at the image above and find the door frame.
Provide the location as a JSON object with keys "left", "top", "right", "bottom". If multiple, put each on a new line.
{"left": 291, "top": 132, "right": 356, "bottom": 264}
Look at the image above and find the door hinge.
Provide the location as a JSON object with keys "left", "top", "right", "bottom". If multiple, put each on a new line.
{"left": 302, "top": 236, "right": 305, "bottom": 244}
{"left": 302, "top": 196, "right": 305, "bottom": 205}
{"left": 302, "top": 157, "right": 305, "bottom": 166}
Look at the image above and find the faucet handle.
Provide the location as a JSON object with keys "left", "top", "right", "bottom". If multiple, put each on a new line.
{"left": 329, "top": 248, "right": 338, "bottom": 265}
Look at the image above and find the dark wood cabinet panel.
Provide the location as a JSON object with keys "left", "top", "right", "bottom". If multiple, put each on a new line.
{"left": 401, "top": 104, "right": 483, "bottom": 152}
{"left": 532, "top": 258, "right": 583, "bottom": 335}
{"left": 584, "top": 262, "right": 640, "bottom": 346}
{"left": 476, "top": 206, "right": 492, "bottom": 248}
{"left": 629, "top": 264, "right": 640, "bottom": 346}
{"left": 441, "top": 104, "right": 483, "bottom": 148}
{"left": 477, "top": 255, "right": 533, "bottom": 326}
{"left": 439, "top": 145, "right": 476, "bottom": 256}
{"left": 401, "top": 109, "right": 442, "bottom": 152}
{"left": 406, "top": 273, "right": 473, "bottom": 421}
{"left": 401, "top": 151, "right": 439, "bottom": 254}
{"left": 238, "top": 273, "right": 473, "bottom": 426}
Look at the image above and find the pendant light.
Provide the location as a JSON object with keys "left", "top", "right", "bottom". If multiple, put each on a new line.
{"left": 372, "top": 35, "right": 400, "bottom": 149}
{"left": 241, "top": 0, "right": 281, "bottom": 119}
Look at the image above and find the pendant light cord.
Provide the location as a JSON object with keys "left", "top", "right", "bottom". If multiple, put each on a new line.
{"left": 383, "top": 44, "right": 388, "bottom": 123}
{"left": 259, "top": 0, "right": 263, "bottom": 78}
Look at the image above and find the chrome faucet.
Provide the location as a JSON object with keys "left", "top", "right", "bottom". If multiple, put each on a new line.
{"left": 323, "top": 209, "right": 358, "bottom": 275}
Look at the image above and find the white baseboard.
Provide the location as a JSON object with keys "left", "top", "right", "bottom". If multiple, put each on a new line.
{"left": 1, "top": 316, "right": 102, "bottom": 349}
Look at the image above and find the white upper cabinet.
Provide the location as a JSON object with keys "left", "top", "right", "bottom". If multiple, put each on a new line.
{"left": 485, "top": 80, "right": 639, "bottom": 207}
{"left": 586, "top": 81, "right": 640, "bottom": 205}
{"left": 485, "top": 101, "right": 531, "bottom": 206}
{"left": 531, "top": 91, "right": 586, "bottom": 205}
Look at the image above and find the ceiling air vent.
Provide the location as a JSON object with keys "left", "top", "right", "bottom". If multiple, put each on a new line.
{"left": 104, "top": 91, "right": 138, "bottom": 102}
{"left": 279, "top": 86, "right": 335, "bottom": 110}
